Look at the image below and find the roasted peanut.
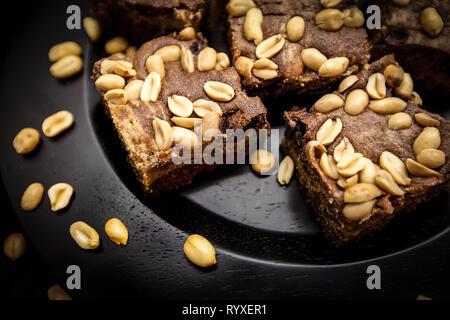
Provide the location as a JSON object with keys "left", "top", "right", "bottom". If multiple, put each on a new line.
{"left": 141, "top": 72, "right": 161, "bottom": 102}
{"left": 48, "top": 285, "right": 72, "bottom": 301}
{"left": 321, "top": 0, "right": 342, "bottom": 8}
{"left": 215, "top": 52, "right": 230, "bottom": 71}
{"left": 83, "top": 17, "right": 101, "bottom": 42}
{"left": 49, "top": 42, "right": 82, "bottom": 62}
{"left": 180, "top": 46, "right": 195, "bottom": 73}
{"left": 124, "top": 80, "right": 144, "bottom": 100}
{"left": 183, "top": 234, "right": 217, "bottom": 268}
{"left": 333, "top": 137, "right": 354, "bottom": 163}
{"left": 198, "top": 47, "right": 217, "bottom": 72}
{"left": 316, "top": 118, "right": 342, "bottom": 146}
{"left": 344, "top": 89, "right": 369, "bottom": 116}
{"left": 152, "top": 118, "right": 173, "bottom": 151}
{"left": 278, "top": 156, "right": 294, "bottom": 185}
{"left": 420, "top": 7, "right": 444, "bottom": 37}
{"left": 105, "top": 37, "right": 128, "bottom": 55}
{"left": 146, "top": 55, "right": 165, "bottom": 79}
{"left": 105, "top": 218, "right": 128, "bottom": 245}
{"left": 250, "top": 150, "right": 276, "bottom": 174}
{"left": 375, "top": 169, "right": 405, "bottom": 196}
{"left": 411, "top": 91, "right": 423, "bottom": 106}
{"left": 154, "top": 45, "right": 181, "bottom": 62}
{"left": 171, "top": 117, "right": 202, "bottom": 129}
{"left": 359, "top": 158, "right": 377, "bottom": 184}
{"left": 339, "top": 75, "right": 358, "bottom": 93}
{"left": 405, "top": 158, "right": 440, "bottom": 177}
{"left": 314, "top": 94, "right": 344, "bottom": 113}
{"left": 204, "top": 81, "right": 235, "bottom": 102}
{"left": 42, "top": 111, "right": 74, "bottom": 138}
{"left": 315, "top": 9, "right": 344, "bottom": 31}
{"left": 168, "top": 95, "right": 194, "bottom": 117}
{"left": 244, "top": 8, "right": 263, "bottom": 45}
{"left": 306, "top": 140, "right": 326, "bottom": 161}
{"left": 13, "top": 128, "right": 40, "bottom": 154}
{"left": 413, "top": 127, "right": 441, "bottom": 155}
{"left": 235, "top": 56, "right": 254, "bottom": 78}
{"left": 193, "top": 99, "right": 223, "bottom": 117}
{"left": 179, "top": 26, "right": 196, "bottom": 40}
{"left": 416, "top": 148, "right": 446, "bottom": 169}
{"left": 380, "top": 151, "right": 411, "bottom": 186}
{"left": 301, "top": 48, "right": 327, "bottom": 72}
{"left": 343, "top": 8, "right": 365, "bottom": 28}
{"left": 226, "top": 0, "right": 256, "bottom": 17}
{"left": 255, "top": 34, "right": 286, "bottom": 59}
{"left": 344, "top": 183, "right": 383, "bottom": 203}
{"left": 395, "top": 73, "right": 413, "bottom": 99}
{"left": 383, "top": 64, "right": 404, "bottom": 88}
{"left": 287, "top": 16, "right": 305, "bottom": 42}
{"left": 126, "top": 46, "right": 137, "bottom": 59}
{"left": 21, "top": 183, "right": 44, "bottom": 211}
{"left": 369, "top": 97, "right": 407, "bottom": 114}
{"left": 388, "top": 112, "right": 412, "bottom": 130}
{"left": 104, "top": 89, "right": 128, "bottom": 105}
{"left": 337, "top": 153, "right": 367, "bottom": 177}
{"left": 414, "top": 113, "right": 439, "bottom": 127}
{"left": 100, "top": 59, "right": 117, "bottom": 74}
{"left": 172, "top": 126, "right": 201, "bottom": 150}
{"left": 95, "top": 74, "right": 126, "bottom": 91}
{"left": 70, "top": 221, "right": 100, "bottom": 250}
{"left": 48, "top": 183, "right": 74, "bottom": 211}
{"left": 318, "top": 57, "right": 349, "bottom": 78}
{"left": 252, "top": 58, "right": 278, "bottom": 80}
{"left": 366, "top": 73, "right": 386, "bottom": 99}
{"left": 320, "top": 153, "right": 339, "bottom": 180}
{"left": 202, "top": 111, "right": 221, "bottom": 141}
{"left": 337, "top": 174, "right": 359, "bottom": 189}
{"left": 343, "top": 200, "right": 376, "bottom": 221}
{"left": 3, "top": 233, "right": 26, "bottom": 261}
{"left": 50, "top": 55, "right": 83, "bottom": 79}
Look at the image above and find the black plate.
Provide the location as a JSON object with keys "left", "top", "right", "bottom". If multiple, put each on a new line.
{"left": 1, "top": 0, "right": 449, "bottom": 299}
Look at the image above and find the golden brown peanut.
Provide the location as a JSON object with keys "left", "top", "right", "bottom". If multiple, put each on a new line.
{"left": 83, "top": 17, "right": 101, "bottom": 42}
{"left": 168, "top": 95, "right": 194, "bottom": 117}
{"left": 48, "top": 285, "right": 72, "bottom": 301}
{"left": 204, "top": 81, "right": 235, "bottom": 102}
{"left": 202, "top": 111, "right": 221, "bottom": 141}
{"left": 420, "top": 7, "right": 444, "bottom": 37}
{"left": 141, "top": 72, "right": 161, "bottom": 102}
{"left": 100, "top": 59, "right": 117, "bottom": 74}
{"left": 278, "top": 156, "right": 294, "bottom": 185}
{"left": 395, "top": 73, "right": 413, "bottom": 99}
{"left": 21, "top": 183, "right": 44, "bottom": 211}
{"left": 321, "top": 0, "right": 342, "bottom": 8}
{"left": 48, "top": 183, "right": 74, "bottom": 211}
{"left": 255, "top": 34, "right": 286, "bottom": 59}
{"left": 172, "top": 126, "right": 201, "bottom": 150}
{"left": 383, "top": 64, "right": 404, "bottom": 88}
{"left": 235, "top": 56, "right": 254, "bottom": 78}
{"left": 314, "top": 94, "right": 344, "bottom": 113}
{"left": 319, "top": 57, "right": 349, "bottom": 78}
{"left": 411, "top": 91, "right": 423, "bottom": 106}
{"left": 359, "top": 158, "right": 377, "bottom": 184}
{"left": 320, "top": 154, "right": 339, "bottom": 180}
{"left": 405, "top": 158, "right": 440, "bottom": 177}
{"left": 193, "top": 99, "right": 223, "bottom": 117}
{"left": 171, "top": 117, "right": 202, "bottom": 129}
{"left": 343, "top": 8, "right": 365, "bottom": 27}
{"left": 413, "top": 127, "right": 441, "bottom": 155}
{"left": 180, "top": 46, "right": 195, "bottom": 73}
{"left": 3, "top": 233, "right": 26, "bottom": 261}
{"left": 95, "top": 74, "right": 126, "bottom": 91}
{"left": 124, "top": 80, "right": 144, "bottom": 100}
{"left": 388, "top": 112, "right": 412, "bottom": 130}
{"left": 104, "top": 89, "right": 128, "bottom": 105}
{"left": 306, "top": 140, "right": 326, "bottom": 161}
{"left": 179, "top": 26, "right": 196, "bottom": 40}
{"left": 316, "top": 118, "right": 342, "bottom": 146}
{"left": 416, "top": 295, "right": 432, "bottom": 301}
{"left": 105, "top": 218, "right": 128, "bottom": 246}
{"left": 337, "top": 153, "right": 367, "bottom": 177}
{"left": 215, "top": 52, "right": 230, "bottom": 71}
{"left": 146, "top": 55, "right": 165, "bottom": 79}
{"left": 344, "top": 89, "right": 369, "bottom": 116}
{"left": 48, "top": 42, "right": 82, "bottom": 62}
{"left": 244, "top": 8, "right": 263, "bottom": 45}
{"left": 183, "top": 234, "right": 217, "bottom": 268}
{"left": 368, "top": 97, "right": 407, "bottom": 114}
{"left": 286, "top": 16, "right": 305, "bottom": 42}
{"left": 105, "top": 37, "right": 128, "bottom": 55}
{"left": 226, "top": 0, "right": 256, "bottom": 17}
{"left": 414, "top": 113, "right": 439, "bottom": 127}
{"left": 343, "top": 200, "right": 376, "bottom": 221}
{"left": 393, "top": 0, "right": 410, "bottom": 5}
{"left": 337, "top": 174, "right": 359, "bottom": 189}
{"left": 250, "top": 150, "right": 276, "bottom": 174}
{"left": 69, "top": 221, "right": 100, "bottom": 250}
{"left": 13, "top": 128, "right": 40, "bottom": 154}
{"left": 252, "top": 58, "right": 278, "bottom": 80}
{"left": 152, "top": 118, "right": 173, "bottom": 151}
{"left": 366, "top": 73, "right": 386, "bottom": 99}
{"left": 42, "top": 111, "right": 74, "bottom": 138}
{"left": 198, "top": 47, "right": 217, "bottom": 72}
{"left": 315, "top": 9, "right": 344, "bottom": 31}
{"left": 380, "top": 151, "right": 411, "bottom": 186}
{"left": 126, "top": 46, "right": 137, "bottom": 59}
{"left": 344, "top": 183, "right": 383, "bottom": 203}
{"left": 416, "top": 149, "right": 446, "bottom": 169}
{"left": 375, "top": 169, "right": 405, "bottom": 196}
{"left": 50, "top": 55, "right": 83, "bottom": 79}
{"left": 339, "top": 75, "right": 358, "bottom": 93}
{"left": 301, "top": 48, "right": 327, "bottom": 72}
{"left": 333, "top": 137, "right": 354, "bottom": 163}
{"left": 154, "top": 45, "right": 181, "bottom": 62}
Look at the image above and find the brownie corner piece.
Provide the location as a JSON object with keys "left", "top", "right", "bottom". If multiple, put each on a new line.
{"left": 227, "top": 0, "right": 371, "bottom": 99}
{"left": 282, "top": 55, "right": 450, "bottom": 246}
{"left": 92, "top": 34, "right": 268, "bottom": 195}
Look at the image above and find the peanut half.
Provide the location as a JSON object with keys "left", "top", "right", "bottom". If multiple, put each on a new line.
{"left": 50, "top": 55, "right": 83, "bottom": 79}
{"left": 95, "top": 74, "right": 126, "bottom": 91}
{"left": 255, "top": 34, "right": 285, "bottom": 59}
{"left": 48, "top": 183, "right": 74, "bottom": 212}
{"left": 172, "top": 126, "right": 201, "bottom": 150}
{"left": 193, "top": 99, "right": 223, "bottom": 118}
{"left": 315, "top": 9, "right": 344, "bottom": 31}
{"left": 201, "top": 111, "right": 221, "bottom": 141}
{"left": 321, "top": 0, "right": 342, "bottom": 8}
{"left": 235, "top": 56, "right": 254, "bottom": 78}
{"left": 339, "top": 75, "right": 358, "bottom": 93}
{"left": 124, "top": 80, "right": 144, "bottom": 100}
{"left": 359, "top": 158, "right": 377, "bottom": 184}
{"left": 83, "top": 17, "right": 101, "bottom": 42}
{"left": 337, "top": 153, "right": 367, "bottom": 177}
{"left": 414, "top": 113, "right": 439, "bottom": 127}
{"left": 314, "top": 94, "right": 344, "bottom": 113}
{"left": 48, "top": 41, "right": 82, "bottom": 62}
{"left": 333, "top": 137, "right": 354, "bottom": 163}
{"left": 105, "top": 218, "right": 128, "bottom": 246}
{"left": 42, "top": 111, "right": 74, "bottom": 138}
{"left": 286, "top": 16, "right": 305, "bottom": 42}
{"left": 316, "top": 118, "right": 342, "bottom": 146}
{"left": 375, "top": 169, "right": 405, "bottom": 196}
{"left": 141, "top": 72, "right": 161, "bottom": 102}
{"left": 216, "top": 53, "right": 230, "bottom": 71}
{"left": 344, "top": 89, "right": 369, "bottom": 116}
{"left": 344, "top": 183, "right": 383, "bottom": 203}
{"left": 250, "top": 150, "right": 276, "bottom": 174}
{"left": 278, "top": 156, "right": 294, "bottom": 185}
{"left": 384, "top": 64, "right": 404, "bottom": 88}
{"left": 226, "top": 0, "right": 256, "bottom": 17}
{"left": 154, "top": 45, "right": 181, "bottom": 62}
{"left": 198, "top": 47, "right": 217, "bottom": 72}
{"left": 104, "top": 89, "right": 128, "bottom": 105}
{"left": 113, "top": 60, "right": 137, "bottom": 78}
{"left": 366, "top": 73, "right": 386, "bottom": 100}
{"left": 21, "top": 183, "right": 44, "bottom": 211}
{"left": 13, "top": 128, "right": 40, "bottom": 154}
{"left": 146, "top": 55, "right": 165, "bottom": 79}
{"left": 343, "top": 200, "right": 376, "bottom": 221}
{"left": 183, "top": 234, "right": 217, "bottom": 268}
{"left": 244, "top": 8, "right": 263, "bottom": 45}
{"left": 379, "top": 151, "right": 411, "bottom": 186}
{"left": 301, "top": 48, "right": 327, "bottom": 72}
{"left": 181, "top": 46, "right": 195, "bottom": 73}
{"left": 395, "top": 73, "right": 413, "bottom": 99}
{"left": 252, "top": 58, "right": 278, "bottom": 80}
{"left": 179, "top": 26, "right": 196, "bottom": 40}
{"left": 3, "top": 233, "right": 26, "bottom": 261}
{"left": 388, "top": 112, "right": 412, "bottom": 130}
{"left": 70, "top": 221, "right": 100, "bottom": 250}
{"left": 105, "top": 37, "right": 128, "bottom": 55}
{"left": 171, "top": 117, "right": 202, "bottom": 129}
{"left": 204, "top": 81, "right": 235, "bottom": 102}
{"left": 319, "top": 57, "right": 349, "bottom": 78}
{"left": 343, "top": 8, "right": 365, "bottom": 28}
{"left": 413, "top": 127, "right": 441, "bottom": 155}
{"left": 48, "top": 285, "right": 72, "bottom": 301}
{"left": 420, "top": 7, "right": 443, "bottom": 37}
{"left": 416, "top": 148, "right": 446, "bottom": 169}
{"left": 405, "top": 158, "right": 440, "bottom": 177}
{"left": 368, "top": 97, "right": 407, "bottom": 115}
{"left": 338, "top": 174, "right": 359, "bottom": 189}
{"left": 152, "top": 118, "right": 173, "bottom": 151}
{"left": 320, "top": 153, "right": 339, "bottom": 180}
{"left": 168, "top": 95, "right": 194, "bottom": 117}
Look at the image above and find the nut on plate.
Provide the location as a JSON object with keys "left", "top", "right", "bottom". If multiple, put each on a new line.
{"left": 21, "top": 183, "right": 44, "bottom": 211}
{"left": 48, "top": 183, "right": 74, "bottom": 212}
{"left": 251, "top": 150, "right": 276, "bottom": 174}
{"left": 105, "top": 218, "right": 129, "bottom": 245}
{"left": 3, "top": 233, "right": 26, "bottom": 261}
{"left": 13, "top": 128, "right": 40, "bottom": 154}
{"left": 70, "top": 221, "right": 100, "bottom": 250}
{"left": 183, "top": 234, "right": 217, "bottom": 268}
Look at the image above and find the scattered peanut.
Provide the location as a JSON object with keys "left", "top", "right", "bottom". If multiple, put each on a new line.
{"left": 193, "top": 99, "right": 223, "bottom": 117}
{"left": 320, "top": 153, "right": 339, "bottom": 180}
{"left": 235, "top": 56, "right": 254, "bottom": 78}
{"left": 179, "top": 26, "right": 196, "bottom": 40}
{"left": 124, "top": 80, "right": 144, "bottom": 100}
{"left": 215, "top": 53, "right": 230, "bottom": 71}
{"left": 172, "top": 126, "right": 201, "bottom": 150}
{"left": 3, "top": 233, "right": 26, "bottom": 261}
{"left": 48, "top": 42, "right": 82, "bottom": 62}
{"left": 252, "top": 58, "right": 278, "bottom": 80}
{"left": 339, "top": 75, "right": 358, "bottom": 93}
{"left": 48, "top": 284, "right": 72, "bottom": 300}
{"left": 168, "top": 95, "right": 194, "bottom": 117}
{"left": 152, "top": 118, "right": 173, "bottom": 151}
{"left": 105, "top": 37, "right": 128, "bottom": 55}
{"left": 380, "top": 151, "right": 411, "bottom": 186}
{"left": 21, "top": 183, "right": 44, "bottom": 211}
{"left": 369, "top": 97, "right": 407, "bottom": 114}
{"left": 316, "top": 118, "right": 342, "bottom": 146}
{"left": 343, "top": 8, "right": 365, "bottom": 28}
{"left": 83, "top": 17, "right": 101, "bottom": 42}
{"left": 251, "top": 150, "right": 276, "bottom": 174}
{"left": 204, "top": 81, "right": 235, "bottom": 102}
{"left": 183, "top": 234, "right": 217, "bottom": 268}
{"left": 420, "top": 7, "right": 443, "bottom": 37}
{"left": 384, "top": 64, "right": 404, "bottom": 88}
{"left": 286, "top": 16, "right": 305, "bottom": 42}
{"left": 405, "top": 158, "right": 440, "bottom": 177}
{"left": 395, "top": 73, "right": 413, "bottom": 99}
{"left": 413, "top": 127, "right": 441, "bottom": 155}
{"left": 301, "top": 48, "right": 327, "bottom": 72}
{"left": 318, "top": 57, "right": 349, "bottom": 78}
{"left": 375, "top": 169, "right": 405, "bottom": 196}
{"left": 48, "top": 183, "right": 74, "bottom": 212}
{"left": 95, "top": 74, "right": 126, "bottom": 91}
{"left": 104, "top": 89, "right": 128, "bottom": 105}
{"left": 315, "top": 9, "right": 344, "bottom": 31}
{"left": 388, "top": 112, "right": 412, "bottom": 130}
{"left": 333, "top": 137, "right": 354, "bottom": 163}
{"left": 255, "top": 34, "right": 285, "bottom": 59}
{"left": 366, "top": 73, "right": 386, "bottom": 99}
{"left": 13, "top": 128, "right": 40, "bottom": 154}
{"left": 50, "top": 55, "right": 83, "bottom": 79}
{"left": 70, "top": 221, "right": 100, "bottom": 250}
{"left": 141, "top": 72, "right": 161, "bottom": 102}
{"left": 314, "top": 94, "right": 344, "bottom": 113}
{"left": 181, "top": 46, "right": 195, "bottom": 73}
{"left": 198, "top": 47, "right": 217, "bottom": 72}
{"left": 105, "top": 218, "right": 128, "bottom": 245}
{"left": 42, "top": 111, "right": 74, "bottom": 138}
{"left": 278, "top": 156, "right": 294, "bottom": 185}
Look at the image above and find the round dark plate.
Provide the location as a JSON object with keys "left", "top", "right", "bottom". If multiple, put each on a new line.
{"left": 1, "top": 0, "right": 449, "bottom": 299}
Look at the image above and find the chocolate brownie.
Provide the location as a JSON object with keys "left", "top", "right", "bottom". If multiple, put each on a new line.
{"left": 91, "top": 0, "right": 209, "bottom": 43}
{"left": 282, "top": 55, "right": 450, "bottom": 246}
{"left": 92, "top": 34, "right": 269, "bottom": 194}
{"left": 370, "top": 0, "right": 450, "bottom": 96}
{"left": 227, "top": 0, "right": 371, "bottom": 99}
